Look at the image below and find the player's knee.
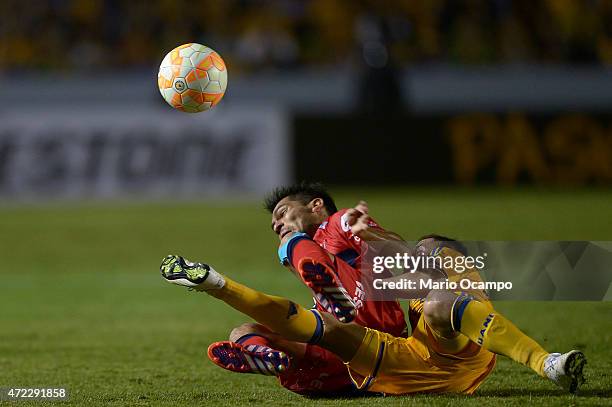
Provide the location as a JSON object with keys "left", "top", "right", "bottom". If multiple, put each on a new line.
{"left": 423, "top": 289, "right": 456, "bottom": 334}
{"left": 229, "top": 322, "right": 271, "bottom": 342}
{"left": 319, "top": 312, "right": 342, "bottom": 341}
{"left": 319, "top": 312, "right": 364, "bottom": 362}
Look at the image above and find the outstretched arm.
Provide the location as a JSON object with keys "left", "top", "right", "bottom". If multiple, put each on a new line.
{"left": 345, "top": 201, "right": 416, "bottom": 262}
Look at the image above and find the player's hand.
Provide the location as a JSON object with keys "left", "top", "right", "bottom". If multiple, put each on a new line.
{"left": 345, "top": 200, "right": 369, "bottom": 227}
{"left": 346, "top": 200, "right": 373, "bottom": 237}
{"left": 354, "top": 200, "right": 369, "bottom": 215}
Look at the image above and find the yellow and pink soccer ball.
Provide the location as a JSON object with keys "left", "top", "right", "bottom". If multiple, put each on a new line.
{"left": 157, "top": 43, "right": 228, "bottom": 113}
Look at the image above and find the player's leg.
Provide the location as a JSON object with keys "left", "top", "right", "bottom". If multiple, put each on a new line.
{"left": 216, "top": 323, "right": 359, "bottom": 395}
{"left": 228, "top": 322, "right": 307, "bottom": 359}
{"left": 160, "top": 254, "right": 365, "bottom": 362}
{"left": 423, "top": 289, "right": 586, "bottom": 393}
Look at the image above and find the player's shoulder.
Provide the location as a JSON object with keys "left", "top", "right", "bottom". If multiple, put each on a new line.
{"left": 318, "top": 208, "right": 351, "bottom": 233}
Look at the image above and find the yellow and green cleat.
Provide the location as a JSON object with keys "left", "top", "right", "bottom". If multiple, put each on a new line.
{"left": 160, "top": 255, "right": 225, "bottom": 290}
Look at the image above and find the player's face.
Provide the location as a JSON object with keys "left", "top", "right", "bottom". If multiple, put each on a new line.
{"left": 271, "top": 197, "right": 322, "bottom": 241}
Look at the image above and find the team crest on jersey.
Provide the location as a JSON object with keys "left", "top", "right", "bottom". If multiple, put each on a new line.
{"left": 340, "top": 213, "right": 351, "bottom": 232}
{"left": 319, "top": 221, "right": 328, "bottom": 230}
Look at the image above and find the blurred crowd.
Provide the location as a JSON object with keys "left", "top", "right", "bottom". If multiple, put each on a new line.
{"left": 1, "top": 0, "right": 611, "bottom": 72}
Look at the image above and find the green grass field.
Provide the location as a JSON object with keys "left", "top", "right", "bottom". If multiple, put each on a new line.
{"left": 1, "top": 188, "right": 611, "bottom": 406}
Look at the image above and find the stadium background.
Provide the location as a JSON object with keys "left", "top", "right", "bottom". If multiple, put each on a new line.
{"left": 1, "top": 1, "right": 611, "bottom": 405}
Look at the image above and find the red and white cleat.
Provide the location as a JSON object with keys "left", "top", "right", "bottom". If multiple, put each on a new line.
{"left": 298, "top": 258, "right": 357, "bottom": 323}
{"left": 207, "top": 341, "right": 290, "bottom": 376}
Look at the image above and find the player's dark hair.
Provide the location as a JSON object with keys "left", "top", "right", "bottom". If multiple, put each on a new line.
{"left": 418, "top": 234, "right": 468, "bottom": 256}
{"left": 264, "top": 182, "right": 338, "bottom": 215}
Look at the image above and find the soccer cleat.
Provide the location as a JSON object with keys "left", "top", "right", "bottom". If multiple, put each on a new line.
{"left": 160, "top": 255, "right": 225, "bottom": 290}
{"left": 207, "top": 341, "right": 290, "bottom": 376}
{"left": 543, "top": 350, "right": 587, "bottom": 394}
{"left": 298, "top": 258, "right": 356, "bottom": 323}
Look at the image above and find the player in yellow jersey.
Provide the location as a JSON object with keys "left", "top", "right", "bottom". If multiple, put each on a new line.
{"left": 349, "top": 235, "right": 497, "bottom": 393}
{"left": 160, "top": 229, "right": 586, "bottom": 395}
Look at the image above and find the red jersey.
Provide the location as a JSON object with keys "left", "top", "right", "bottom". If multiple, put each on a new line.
{"left": 311, "top": 209, "right": 407, "bottom": 338}
{"left": 277, "top": 209, "right": 407, "bottom": 395}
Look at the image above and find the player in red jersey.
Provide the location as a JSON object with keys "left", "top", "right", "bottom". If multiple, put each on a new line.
{"left": 207, "top": 183, "right": 412, "bottom": 395}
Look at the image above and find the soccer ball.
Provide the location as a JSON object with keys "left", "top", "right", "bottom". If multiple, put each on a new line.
{"left": 157, "top": 43, "right": 228, "bottom": 113}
